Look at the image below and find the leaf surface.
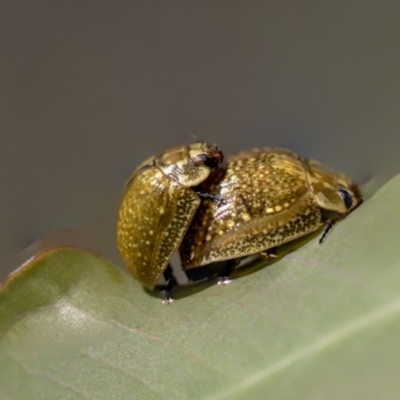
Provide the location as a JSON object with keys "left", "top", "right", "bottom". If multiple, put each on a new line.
{"left": 1, "top": 175, "right": 400, "bottom": 400}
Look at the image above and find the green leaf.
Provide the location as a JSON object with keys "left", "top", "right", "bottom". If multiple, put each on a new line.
{"left": 1, "top": 174, "right": 400, "bottom": 400}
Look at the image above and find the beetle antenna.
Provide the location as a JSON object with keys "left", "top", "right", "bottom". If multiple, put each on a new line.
{"left": 319, "top": 217, "right": 340, "bottom": 244}
{"left": 319, "top": 192, "right": 362, "bottom": 244}
{"left": 186, "top": 131, "right": 199, "bottom": 144}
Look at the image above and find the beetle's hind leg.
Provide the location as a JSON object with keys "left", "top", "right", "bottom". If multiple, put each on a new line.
{"left": 161, "top": 264, "right": 177, "bottom": 304}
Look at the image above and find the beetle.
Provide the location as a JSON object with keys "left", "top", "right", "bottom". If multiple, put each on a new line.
{"left": 117, "top": 144, "right": 361, "bottom": 303}
{"left": 179, "top": 148, "right": 362, "bottom": 283}
{"left": 117, "top": 142, "right": 223, "bottom": 303}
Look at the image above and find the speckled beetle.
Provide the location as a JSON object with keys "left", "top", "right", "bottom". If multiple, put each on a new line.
{"left": 117, "top": 144, "right": 361, "bottom": 303}
{"left": 117, "top": 142, "right": 223, "bottom": 302}
{"left": 179, "top": 148, "right": 362, "bottom": 282}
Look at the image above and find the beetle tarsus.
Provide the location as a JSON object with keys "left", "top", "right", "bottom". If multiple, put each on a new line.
{"left": 217, "top": 277, "right": 232, "bottom": 285}
{"left": 162, "top": 296, "right": 174, "bottom": 305}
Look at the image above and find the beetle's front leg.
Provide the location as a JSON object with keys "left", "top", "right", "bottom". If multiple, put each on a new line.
{"left": 161, "top": 264, "right": 177, "bottom": 304}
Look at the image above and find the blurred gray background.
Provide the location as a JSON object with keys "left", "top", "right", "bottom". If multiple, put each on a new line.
{"left": 1, "top": 1, "right": 399, "bottom": 281}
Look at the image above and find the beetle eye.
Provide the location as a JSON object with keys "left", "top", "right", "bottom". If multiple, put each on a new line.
{"left": 339, "top": 189, "right": 354, "bottom": 209}
{"left": 196, "top": 153, "right": 208, "bottom": 163}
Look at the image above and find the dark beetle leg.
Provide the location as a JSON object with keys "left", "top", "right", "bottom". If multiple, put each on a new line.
{"left": 185, "top": 265, "right": 216, "bottom": 282}
{"left": 218, "top": 259, "right": 241, "bottom": 285}
{"left": 161, "top": 264, "right": 177, "bottom": 304}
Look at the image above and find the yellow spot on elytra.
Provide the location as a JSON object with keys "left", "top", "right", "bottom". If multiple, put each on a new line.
{"left": 242, "top": 213, "right": 250, "bottom": 221}
{"left": 218, "top": 230, "right": 224, "bottom": 236}
{"left": 275, "top": 205, "right": 282, "bottom": 212}
{"left": 284, "top": 202, "right": 290, "bottom": 208}
{"left": 206, "top": 234, "right": 212, "bottom": 241}
{"left": 266, "top": 207, "right": 274, "bottom": 213}
{"left": 159, "top": 206, "right": 165, "bottom": 214}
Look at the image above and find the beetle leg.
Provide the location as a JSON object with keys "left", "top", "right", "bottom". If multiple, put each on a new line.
{"left": 218, "top": 259, "right": 241, "bottom": 285}
{"left": 161, "top": 264, "right": 177, "bottom": 304}
{"left": 185, "top": 265, "right": 216, "bottom": 282}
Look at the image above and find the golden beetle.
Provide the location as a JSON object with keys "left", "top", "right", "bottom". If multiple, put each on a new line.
{"left": 117, "top": 143, "right": 361, "bottom": 303}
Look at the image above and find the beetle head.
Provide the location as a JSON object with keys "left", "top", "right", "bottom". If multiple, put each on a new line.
{"left": 158, "top": 142, "right": 224, "bottom": 187}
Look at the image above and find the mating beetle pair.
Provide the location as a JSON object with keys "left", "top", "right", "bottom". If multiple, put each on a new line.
{"left": 117, "top": 142, "right": 361, "bottom": 303}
